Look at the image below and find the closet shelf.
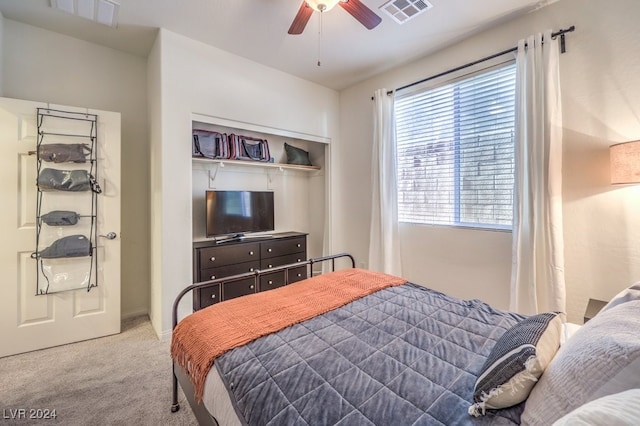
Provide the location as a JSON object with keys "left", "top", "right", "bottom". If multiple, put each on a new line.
{"left": 192, "top": 157, "right": 321, "bottom": 171}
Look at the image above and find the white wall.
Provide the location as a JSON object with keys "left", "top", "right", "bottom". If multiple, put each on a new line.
{"left": 337, "top": 0, "right": 640, "bottom": 322}
{"left": 558, "top": 0, "right": 640, "bottom": 321}
{"left": 2, "top": 20, "right": 150, "bottom": 319}
{"left": 147, "top": 29, "right": 162, "bottom": 335}
{"left": 152, "top": 29, "right": 339, "bottom": 336}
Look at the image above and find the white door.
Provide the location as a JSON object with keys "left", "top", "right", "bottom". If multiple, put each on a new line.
{"left": 0, "top": 98, "right": 121, "bottom": 357}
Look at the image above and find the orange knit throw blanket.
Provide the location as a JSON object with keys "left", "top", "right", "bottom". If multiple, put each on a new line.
{"left": 171, "top": 268, "right": 406, "bottom": 402}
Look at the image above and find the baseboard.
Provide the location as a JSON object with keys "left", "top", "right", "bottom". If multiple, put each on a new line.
{"left": 160, "top": 328, "right": 173, "bottom": 342}
{"left": 121, "top": 308, "right": 149, "bottom": 321}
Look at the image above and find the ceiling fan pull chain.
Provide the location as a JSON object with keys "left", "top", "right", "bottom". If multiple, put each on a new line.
{"left": 317, "top": 8, "right": 324, "bottom": 66}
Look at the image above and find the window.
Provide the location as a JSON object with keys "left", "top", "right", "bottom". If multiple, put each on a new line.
{"left": 395, "top": 63, "right": 516, "bottom": 230}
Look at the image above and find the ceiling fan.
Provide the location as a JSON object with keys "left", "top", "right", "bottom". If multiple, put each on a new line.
{"left": 288, "top": 0, "right": 383, "bottom": 35}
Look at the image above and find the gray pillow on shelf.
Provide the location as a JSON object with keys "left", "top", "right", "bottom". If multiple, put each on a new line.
{"left": 284, "top": 142, "right": 312, "bottom": 166}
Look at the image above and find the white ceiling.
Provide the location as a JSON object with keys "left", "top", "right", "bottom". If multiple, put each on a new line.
{"left": 0, "top": 0, "right": 554, "bottom": 90}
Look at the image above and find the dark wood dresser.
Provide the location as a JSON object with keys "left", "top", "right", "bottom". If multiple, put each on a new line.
{"left": 192, "top": 232, "right": 307, "bottom": 311}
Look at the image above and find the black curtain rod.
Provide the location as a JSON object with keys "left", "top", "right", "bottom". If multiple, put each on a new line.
{"left": 377, "top": 25, "right": 575, "bottom": 98}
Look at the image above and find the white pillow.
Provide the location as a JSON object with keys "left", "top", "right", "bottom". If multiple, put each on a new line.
{"left": 521, "top": 301, "right": 640, "bottom": 425}
{"left": 552, "top": 389, "right": 640, "bottom": 426}
{"left": 600, "top": 281, "right": 640, "bottom": 313}
{"left": 560, "top": 322, "right": 581, "bottom": 346}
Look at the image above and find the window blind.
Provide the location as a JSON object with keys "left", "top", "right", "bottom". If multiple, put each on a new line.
{"left": 395, "top": 63, "right": 516, "bottom": 229}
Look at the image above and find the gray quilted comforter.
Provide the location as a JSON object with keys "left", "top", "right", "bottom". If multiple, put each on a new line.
{"left": 215, "top": 283, "right": 526, "bottom": 425}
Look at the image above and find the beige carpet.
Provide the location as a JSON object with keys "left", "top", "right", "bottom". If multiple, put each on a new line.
{"left": 0, "top": 316, "right": 198, "bottom": 425}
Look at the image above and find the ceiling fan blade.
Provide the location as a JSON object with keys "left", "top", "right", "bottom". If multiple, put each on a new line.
{"left": 339, "top": 0, "right": 382, "bottom": 30}
{"left": 288, "top": 1, "right": 314, "bottom": 35}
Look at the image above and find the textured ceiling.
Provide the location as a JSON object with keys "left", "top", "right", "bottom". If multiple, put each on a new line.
{"left": 0, "top": 0, "right": 554, "bottom": 90}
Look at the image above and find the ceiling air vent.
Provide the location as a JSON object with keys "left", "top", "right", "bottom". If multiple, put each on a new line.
{"left": 380, "top": 0, "right": 433, "bottom": 24}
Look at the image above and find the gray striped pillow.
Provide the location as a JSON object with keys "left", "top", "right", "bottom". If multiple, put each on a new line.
{"left": 469, "top": 311, "right": 565, "bottom": 417}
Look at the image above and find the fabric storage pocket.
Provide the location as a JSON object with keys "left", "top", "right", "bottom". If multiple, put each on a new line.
{"left": 39, "top": 143, "right": 90, "bottom": 163}
{"left": 37, "top": 168, "right": 102, "bottom": 193}
{"left": 37, "top": 235, "right": 92, "bottom": 259}
{"left": 193, "top": 129, "right": 230, "bottom": 159}
{"left": 229, "top": 134, "right": 271, "bottom": 162}
{"left": 37, "top": 257, "right": 93, "bottom": 293}
{"left": 41, "top": 210, "right": 81, "bottom": 226}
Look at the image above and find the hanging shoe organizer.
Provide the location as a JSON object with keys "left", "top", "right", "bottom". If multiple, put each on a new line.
{"left": 31, "top": 108, "right": 102, "bottom": 294}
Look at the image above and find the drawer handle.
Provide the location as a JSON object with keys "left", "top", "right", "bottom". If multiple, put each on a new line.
{"left": 268, "top": 264, "right": 273, "bottom": 268}
{"left": 268, "top": 280, "right": 273, "bottom": 285}
{"left": 210, "top": 275, "right": 216, "bottom": 280}
{"left": 210, "top": 256, "right": 216, "bottom": 262}
{"left": 297, "top": 243, "right": 301, "bottom": 248}
{"left": 211, "top": 294, "right": 216, "bottom": 299}
{"left": 297, "top": 259, "right": 301, "bottom": 262}
{"left": 297, "top": 273, "right": 302, "bottom": 277}
{"left": 250, "top": 284, "right": 255, "bottom": 289}
{"left": 249, "top": 251, "right": 254, "bottom": 256}
{"left": 249, "top": 268, "right": 254, "bottom": 272}
{"left": 267, "top": 248, "right": 272, "bottom": 252}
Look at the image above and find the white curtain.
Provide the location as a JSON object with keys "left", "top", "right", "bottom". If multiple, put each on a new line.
{"left": 510, "top": 31, "right": 566, "bottom": 315}
{"left": 368, "top": 89, "right": 402, "bottom": 275}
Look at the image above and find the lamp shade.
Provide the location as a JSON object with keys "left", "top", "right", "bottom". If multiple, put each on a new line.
{"left": 610, "top": 141, "right": 640, "bottom": 184}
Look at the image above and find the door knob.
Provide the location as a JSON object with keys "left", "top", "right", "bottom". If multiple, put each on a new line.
{"left": 99, "top": 232, "right": 117, "bottom": 240}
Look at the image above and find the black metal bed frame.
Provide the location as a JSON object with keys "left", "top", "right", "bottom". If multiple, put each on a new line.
{"left": 170, "top": 252, "right": 356, "bottom": 417}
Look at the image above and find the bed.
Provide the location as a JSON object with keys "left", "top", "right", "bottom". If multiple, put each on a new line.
{"left": 170, "top": 254, "right": 640, "bottom": 426}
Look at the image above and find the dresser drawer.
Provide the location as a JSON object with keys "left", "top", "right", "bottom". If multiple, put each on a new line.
{"left": 288, "top": 265, "right": 308, "bottom": 283}
{"left": 193, "top": 283, "right": 220, "bottom": 311}
{"left": 199, "top": 243, "right": 259, "bottom": 269}
{"left": 222, "top": 278, "right": 257, "bottom": 300}
{"left": 260, "top": 271, "right": 285, "bottom": 292}
{"left": 199, "top": 260, "right": 260, "bottom": 282}
{"left": 259, "top": 266, "right": 307, "bottom": 292}
{"left": 261, "top": 237, "right": 305, "bottom": 259}
{"left": 260, "top": 253, "right": 305, "bottom": 270}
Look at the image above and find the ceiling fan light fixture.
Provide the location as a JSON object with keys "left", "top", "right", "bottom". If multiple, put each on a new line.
{"left": 288, "top": 0, "right": 380, "bottom": 35}
{"left": 306, "top": 0, "right": 342, "bottom": 13}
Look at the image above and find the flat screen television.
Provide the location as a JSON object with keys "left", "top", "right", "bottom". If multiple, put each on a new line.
{"left": 206, "top": 190, "right": 274, "bottom": 239}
